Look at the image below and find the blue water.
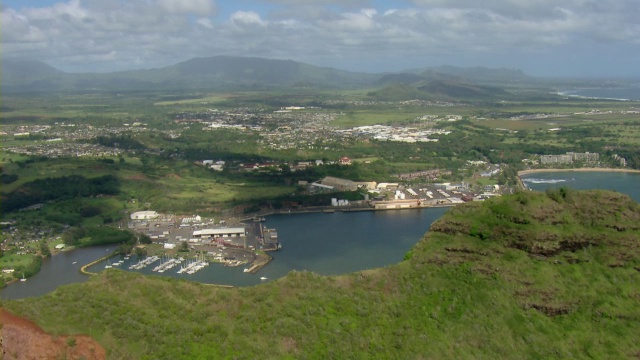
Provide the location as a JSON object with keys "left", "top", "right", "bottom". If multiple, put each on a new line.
{"left": 1, "top": 208, "right": 449, "bottom": 299}
{"left": 521, "top": 171, "right": 640, "bottom": 202}
{"left": 560, "top": 85, "right": 640, "bottom": 101}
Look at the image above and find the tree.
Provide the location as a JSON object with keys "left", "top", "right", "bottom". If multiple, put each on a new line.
{"left": 179, "top": 241, "right": 189, "bottom": 252}
{"left": 134, "top": 247, "right": 147, "bottom": 258}
{"left": 40, "top": 241, "right": 52, "bottom": 257}
{"left": 139, "top": 234, "right": 152, "bottom": 244}
{"left": 62, "top": 227, "right": 86, "bottom": 246}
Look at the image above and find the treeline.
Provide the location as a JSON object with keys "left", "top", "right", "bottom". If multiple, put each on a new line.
{"left": 63, "top": 226, "right": 135, "bottom": 248}
{"left": 611, "top": 146, "right": 640, "bottom": 169}
{"left": 93, "top": 134, "right": 146, "bottom": 150}
{"left": 1, "top": 174, "right": 120, "bottom": 213}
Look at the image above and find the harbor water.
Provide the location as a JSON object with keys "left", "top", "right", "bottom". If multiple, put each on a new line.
{"left": 2, "top": 208, "right": 448, "bottom": 299}
{"left": 3, "top": 170, "right": 638, "bottom": 300}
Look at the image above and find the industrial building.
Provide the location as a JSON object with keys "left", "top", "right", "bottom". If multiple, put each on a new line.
{"left": 193, "top": 227, "right": 246, "bottom": 238}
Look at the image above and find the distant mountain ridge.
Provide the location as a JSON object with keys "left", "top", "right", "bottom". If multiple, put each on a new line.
{"left": 2, "top": 56, "right": 536, "bottom": 98}
{"left": 1, "top": 56, "right": 376, "bottom": 92}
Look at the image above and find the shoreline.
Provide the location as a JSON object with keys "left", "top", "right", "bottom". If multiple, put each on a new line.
{"left": 518, "top": 168, "right": 640, "bottom": 176}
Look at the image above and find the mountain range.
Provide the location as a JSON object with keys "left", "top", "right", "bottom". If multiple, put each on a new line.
{"left": 2, "top": 56, "right": 535, "bottom": 98}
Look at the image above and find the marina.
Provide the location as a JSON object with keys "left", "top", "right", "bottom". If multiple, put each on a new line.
{"left": 129, "top": 255, "right": 160, "bottom": 270}
{"left": 152, "top": 257, "right": 184, "bottom": 273}
{"left": 177, "top": 256, "right": 209, "bottom": 275}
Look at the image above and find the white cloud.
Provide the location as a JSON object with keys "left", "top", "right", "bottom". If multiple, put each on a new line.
{"left": 230, "top": 11, "right": 265, "bottom": 27}
{"left": 159, "top": 0, "right": 216, "bottom": 16}
{"left": 1, "top": 0, "right": 638, "bottom": 76}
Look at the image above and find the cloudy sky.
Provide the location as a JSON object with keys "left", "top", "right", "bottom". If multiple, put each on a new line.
{"left": 2, "top": 0, "right": 639, "bottom": 77}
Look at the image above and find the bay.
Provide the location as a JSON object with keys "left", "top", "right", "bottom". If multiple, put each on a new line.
{"left": 560, "top": 85, "right": 640, "bottom": 101}
{"left": 2, "top": 208, "right": 448, "bottom": 299}
{"left": 520, "top": 171, "right": 640, "bottom": 202}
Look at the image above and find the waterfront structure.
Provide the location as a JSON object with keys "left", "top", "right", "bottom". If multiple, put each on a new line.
{"left": 320, "top": 176, "right": 357, "bottom": 191}
{"left": 372, "top": 199, "right": 420, "bottom": 209}
{"left": 193, "top": 227, "right": 246, "bottom": 239}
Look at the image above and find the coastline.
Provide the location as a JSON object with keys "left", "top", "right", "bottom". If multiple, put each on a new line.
{"left": 518, "top": 168, "right": 640, "bottom": 176}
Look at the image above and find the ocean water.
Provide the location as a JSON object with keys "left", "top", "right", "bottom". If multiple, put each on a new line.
{"left": 560, "top": 85, "right": 640, "bottom": 101}
{"left": 521, "top": 171, "right": 640, "bottom": 202}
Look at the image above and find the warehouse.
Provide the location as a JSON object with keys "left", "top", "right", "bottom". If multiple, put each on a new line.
{"left": 192, "top": 227, "right": 246, "bottom": 238}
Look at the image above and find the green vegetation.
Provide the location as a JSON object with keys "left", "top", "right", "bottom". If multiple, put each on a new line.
{"left": 61, "top": 226, "right": 135, "bottom": 248}
{"left": 3, "top": 190, "right": 639, "bottom": 359}
{"left": 1, "top": 174, "right": 120, "bottom": 213}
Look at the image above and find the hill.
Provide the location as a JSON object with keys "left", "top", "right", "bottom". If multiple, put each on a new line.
{"left": 1, "top": 56, "right": 376, "bottom": 92}
{"left": 3, "top": 189, "right": 639, "bottom": 359}
{"left": 368, "top": 78, "right": 512, "bottom": 100}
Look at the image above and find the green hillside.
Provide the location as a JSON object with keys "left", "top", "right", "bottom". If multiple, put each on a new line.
{"left": 3, "top": 189, "right": 640, "bottom": 359}
{"left": 368, "top": 78, "right": 512, "bottom": 101}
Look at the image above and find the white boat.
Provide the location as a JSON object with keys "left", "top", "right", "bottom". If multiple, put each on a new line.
{"left": 260, "top": 277, "right": 268, "bottom": 281}
{"left": 20, "top": 274, "right": 27, "bottom": 282}
{"left": 72, "top": 261, "right": 77, "bottom": 264}
{"left": 243, "top": 268, "right": 250, "bottom": 273}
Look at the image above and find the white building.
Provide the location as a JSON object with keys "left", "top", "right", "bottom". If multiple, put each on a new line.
{"left": 130, "top": 211, "right": 159, "bottom": 220}
{"left": 193, "top": 227, "right": 245, "bottom": 238}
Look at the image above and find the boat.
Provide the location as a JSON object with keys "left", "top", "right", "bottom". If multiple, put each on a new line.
{"left": 72, "top": 261, "right": 77, "bottom": 264}
{"left": 20, "top": 274, "right": 27, "bottom": 282}
{"left": 105, "top": 259, "right": 112, "bottom": 269}
{"left": 243, "top": 268, "right": 250, "bottom": 273}
{"left": 260, "top": 277, "right": 268, "bottom": 280}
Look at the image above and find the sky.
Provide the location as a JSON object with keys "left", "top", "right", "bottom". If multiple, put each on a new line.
{"left": 2, "top": 0, "right": 639, "bottom": 77}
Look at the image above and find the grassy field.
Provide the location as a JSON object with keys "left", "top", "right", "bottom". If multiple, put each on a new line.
{"left": 3, "top": 190, "right": 639, "bottom": 359}
{"left": 153, "top": 93, "right": 237, "bottom": 106}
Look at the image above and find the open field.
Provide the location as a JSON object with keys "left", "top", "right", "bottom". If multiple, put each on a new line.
{"left": 153, "top": 93, "right": 237, "bottom": 106}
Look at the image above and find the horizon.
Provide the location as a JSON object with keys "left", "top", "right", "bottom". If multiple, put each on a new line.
{"left": 2, "top": 0, "right": 640, "bottom": 78}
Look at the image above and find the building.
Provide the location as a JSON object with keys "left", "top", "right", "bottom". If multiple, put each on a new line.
{"left": 192, "top": 227, "right": 246, "bottom": 239}
{"left": 130, "top": 211, "right": 159, "bottom": 220}
{"left": 372, "top": 199, "right": 420, "bottom": 210}
{"left": 320, "top": 176, "right": 357, "bottom": 191}
{"left": 540, "top": 154, "right": 573, "bottom": 164}
{"left": 567, "top": 152, "right": 599, "bottom": 163}
{"left": 540, "top": 152, "right": 599, "bottom": 165}
{"left": 338, "top": 156, "right": 352, "bottom": 165}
